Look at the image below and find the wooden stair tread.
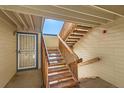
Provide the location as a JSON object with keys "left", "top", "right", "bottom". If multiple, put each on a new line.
{"left": 48, "top": 66, "right": 68, "bottom": 73}
{"left": 50, "top": 79, "right": 76, "bottom": 88}
{"left": 66, "top": 40, "right": 77, "bottom": 43}
{"left": 48, "top": 48, "right": 58, "bottom": 51}
{"left": 76, "top": 25, "right": 92, "bottom": 30}
{"left": 48, "top": 52, "right": 60, "bottom": 54}
{"left": 49, "top": 62, "right": 66, "bottom": 66}
{"left": 70, "top": 34, "right": 84, "bottom": 37}
{"left": 46, "top": 48, "right": 78, "bottom": 88}
{"left": 48, "top": 72, "right": 72, "bottom": 82}
{"left": 49, "top": 54, "right": 61, "bottom": 57}
{"left": 49, "top": 58, "right": 63, "bottom": 61}
{"left": 68, "top": 36, "right": 81, "bottom": 39}
{"left": 48, "top": 50, "right": 59, "bottom": 52}
{"left": 73, "top": 30, "right": 88, "bottom": 34}
{"left": 66, "top": 39, "right": 78, "bottom": 42}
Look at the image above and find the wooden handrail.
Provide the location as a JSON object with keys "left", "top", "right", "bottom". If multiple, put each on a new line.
{"left": 58, "top": 35, "right": 82, "bottom": 81}
{"left": 68, "top": 58, "right": 83, "bottom": 65}
{"left": 43, "top": 36, "right": 50, "bottom": 64}
{"left": 41, "top": 35, "right": 49, "bottom": 88}
{"left": 58, "top": 35, "right": 79, "bottom": 62}
{"left": 80, "top": 57, "right": 100, "bottom": 66}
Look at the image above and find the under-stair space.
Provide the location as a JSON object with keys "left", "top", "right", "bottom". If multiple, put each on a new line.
{"left": 47, "top": 48, "right": 78, "bottom": 88}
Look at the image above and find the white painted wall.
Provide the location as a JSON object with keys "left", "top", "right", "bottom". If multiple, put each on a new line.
{"left": 44, "top": 35, "right": 59, "bottom": 48}
{"left": 73, "top": 18, "right": 124, "bottom": 87}
{"left": 0, "top": 19, "right": 16, "bottom": 87}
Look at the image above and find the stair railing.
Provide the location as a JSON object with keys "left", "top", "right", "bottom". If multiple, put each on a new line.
{"left": 80, "top": 57, "right": 100, "bottom": 66}
{"left": 41, "top": 35, "right": 49, "bottom": 88}
{"left": 58, "top": 35, "right": 82, "bottom": 81}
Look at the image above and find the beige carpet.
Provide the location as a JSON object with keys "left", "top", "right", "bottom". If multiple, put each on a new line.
{"left": 79, "top": 77, "right": 117, "bottom": 88}
{"left": 5, "top": 70, "right": 116, "bottom": 88}
{"left": 5, "top": 69, "right": 42, "bottom": 88}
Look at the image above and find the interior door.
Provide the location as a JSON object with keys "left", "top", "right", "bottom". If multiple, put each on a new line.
{"left": 17, "top": 32, "right": 38, "bottom": 71}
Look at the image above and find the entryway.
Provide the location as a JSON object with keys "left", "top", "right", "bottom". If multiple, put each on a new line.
{"left": 17, "top": 32, "right": 38, "bottom": 71}
{"left": 5, "top": 70, "right": 42, "bottom": 88}
{"left": 5, "top": 33, "right": 42, "bottom": 88}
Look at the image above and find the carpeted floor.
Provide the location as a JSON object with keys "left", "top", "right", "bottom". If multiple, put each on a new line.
{"left": 5, "top": 69, "right": 42, "bottom": 88}
{"left": 5, "top": 70, "right": 116, "bottom": 88}
{"left": 79, "top": 77, "right": 117, "bottom": 88}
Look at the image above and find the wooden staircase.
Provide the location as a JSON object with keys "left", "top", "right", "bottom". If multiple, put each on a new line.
{"left": 47, "top": 48, "right": 78, "bottom": 88}
{"left": 65, "top": 25, "right": 92, "bottom": 47}
{"left": 41, "top": 35, "right": 82, "bottom": 88}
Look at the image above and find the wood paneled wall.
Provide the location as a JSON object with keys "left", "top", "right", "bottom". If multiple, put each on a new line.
{"left": 0, "top": 18, "right": 16, "bottom": 87}
{"left": 73, "top": 17, "right": 124, "bottom": 87}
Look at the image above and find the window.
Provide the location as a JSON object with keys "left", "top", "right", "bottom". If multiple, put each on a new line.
{"left": 43, "top": 19, "right": 64, "bottom": 35}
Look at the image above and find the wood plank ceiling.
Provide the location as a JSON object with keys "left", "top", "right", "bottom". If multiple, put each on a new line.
{"left": 0, "top": 9, "right": 43, "bottom": 33}
{"left": 0, "top": 6, "right": 123, "bottom": 27}
{"left": 0, "top": 5, "right": 123, "bottom": 46}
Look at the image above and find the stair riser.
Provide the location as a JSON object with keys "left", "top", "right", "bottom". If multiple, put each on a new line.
{"left": 49, "top": 64, "right": 66, "bottom": 67}
{"left": 49, "top": 55, "right": 61, "bottom": 57}
{"left": 49, "top": 58, "right": 63, "bottom": 62}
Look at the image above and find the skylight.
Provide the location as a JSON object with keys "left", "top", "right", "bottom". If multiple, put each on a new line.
{"left": 43, "top": 19, "right": 64, "bottom": 35}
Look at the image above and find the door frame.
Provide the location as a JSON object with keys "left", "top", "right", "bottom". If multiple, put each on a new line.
{"left": 16, "top": 32, "right": 38, "bottom": 71}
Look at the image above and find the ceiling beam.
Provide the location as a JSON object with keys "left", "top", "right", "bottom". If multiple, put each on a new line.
{"left": 23, "top": 14, "right": 34, "bottom": 30}
{"left": 56, "top": 5, "right": 120, "bottom": 21}
{"left": 0, "top": 10, "right": 16, "bottom": 28}
{"left": 14, "top": 12, "right": 28, "bottom": 29}
{"left": 32, "top": 15, "right": 42, "bottom": 32}
{"left": 29, "top": 15, "right": 35, "bottom": 30}
{"left": 94, "top": 5, "right": 124, "bottom": 17}
{"left": 24, "top": 6, "right": 100, "bottom": 26}
{"left": 0, "top": 6, "right": 100, "bottom": 27}
{"left": 1, "top": 10, "right": 22, "bottom": 29}
{"left": 25, "top": 5, "right": 109, "bottom": 24}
